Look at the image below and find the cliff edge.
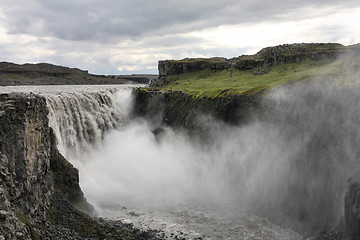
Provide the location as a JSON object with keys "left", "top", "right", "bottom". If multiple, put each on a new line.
{"left": 158, "top": 43, "right": 347, "bottom": 78}
{"left": 0, "top": 93, "right": 157, "bottom": 239}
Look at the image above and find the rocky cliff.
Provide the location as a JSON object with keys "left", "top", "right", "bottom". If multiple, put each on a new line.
{"left": 133, "top": 88, "right": 260, "bottom": 134}
{"left": 141, "top": 45, "right": 331, "bottom": 129}
{"left": 157, "top": 43, "right": 347, "bottom": 85}
{"left": 0, "top": 93, "right": 53, "bottom": 239}
{"left": 132, "top": 86, "right": 357, "bottom": 240}
{"left": 0, "top": 93, "right": 157, "bottom": 239}
{"left": 133, "top": 42, "right": 360, "bottom": 239}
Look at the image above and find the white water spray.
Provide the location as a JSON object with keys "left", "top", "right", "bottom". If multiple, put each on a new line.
{"left": 38, "top": 78, "right": 360, "bottom": 238}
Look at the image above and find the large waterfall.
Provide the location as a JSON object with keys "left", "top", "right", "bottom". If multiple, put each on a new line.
{"left": 2, "top": 80, "right": 360, "bottom": 239}
{"left": 46, "top": 87, "right": 134, "bottom": 167}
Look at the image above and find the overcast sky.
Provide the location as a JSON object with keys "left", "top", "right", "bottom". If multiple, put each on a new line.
{"left": 0, "top": 0, "right": 359, "bottom": 75}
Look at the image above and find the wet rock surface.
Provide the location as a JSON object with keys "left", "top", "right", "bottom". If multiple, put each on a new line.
{"left": 0, "top": 93, "right": 52, "bottom": 239}
{"left": 0, "top": 93, "right": 160, "bottom": 239}
{"left": 132, "top": 83, "right": 360, "bottom": 240}
{"left": 133, "top": 88, "right": 260, "bottom": 133}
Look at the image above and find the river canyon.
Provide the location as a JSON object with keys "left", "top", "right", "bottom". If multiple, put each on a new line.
{"left": 2, "top": 77, "right": 360, "bottom": 239}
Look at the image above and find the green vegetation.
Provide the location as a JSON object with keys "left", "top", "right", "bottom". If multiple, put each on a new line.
{"left": 2, "top": 73, "right": 30, "bottom": 81}
{"left": 15, "top": 212, "right": 41, "bottom": 240}
{"left": 155, "top": 43, "right": 360, "bottom": 98}
{"left": 161, "top": 59, "right": 345, "bottom": 98}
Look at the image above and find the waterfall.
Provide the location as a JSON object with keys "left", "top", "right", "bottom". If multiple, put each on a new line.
{"left": 45, "top": 86, "right": 135, "bottom": 167}
{"left": 19, "top": 79, "right": 360, "bottom": 238}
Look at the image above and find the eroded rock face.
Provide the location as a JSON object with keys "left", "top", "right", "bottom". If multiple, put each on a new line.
{"left": 0, "top": 93, "right": 53, "bottom": 239}
{"left": 0, "top": 93, "right": 159, "bottom": 239}
{"left": 157, "top": 43, "right": 346, "bottom": 81}
{"left": 0, "top": 93, "right": 96, "bottom": 239}
{"left": 0, "top": 94, "right": 53, "bottom": 217}
{"left": 0, "top": 154, "right": 31, "bottom": 240}
{"left": 132, "top": 88, "right": 260, "bottom": 140}
{"left": 158, "top": 59, "right": 231, "bottom": 77}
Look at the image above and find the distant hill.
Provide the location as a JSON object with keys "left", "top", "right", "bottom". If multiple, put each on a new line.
{"left": 0, "top": 62, "right": 156, "bottom": 85}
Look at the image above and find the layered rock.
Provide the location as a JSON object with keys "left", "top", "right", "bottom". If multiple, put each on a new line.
{"left": 0, "top": 93, "right": 53, "bottom": 239}
{"left": 132, "top": 82, "right": 360, "bottom": 240}
{"left": 133, "top": 88, "right": 260, "bottom": 143}
{"left": 158, "top": 58, "right": 231, "bottom": 77}
{"left": 157, "top": 43, "right": 346, "bottom": 83}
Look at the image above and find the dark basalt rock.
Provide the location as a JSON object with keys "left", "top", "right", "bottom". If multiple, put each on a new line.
{"left": 0, "top": 93, "right": 53, "bottom": 239}
{"left": 132, "top": 84, "right": 360, "bottom": 240}
{"left": 156, "top": 43, "right": 347, "bottom": 86}
{"left": 132, "top": 88, "right": 260, "bottom": 140}
{"left": 0, "top": 93, "right": 159, "bottom": 239}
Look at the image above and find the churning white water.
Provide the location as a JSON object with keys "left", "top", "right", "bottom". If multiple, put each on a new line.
{"left": 42, "top": 84, "right": 302, "bottom": 239}
{"left": 3, "top": 79, "right": 360, "bottom": 239}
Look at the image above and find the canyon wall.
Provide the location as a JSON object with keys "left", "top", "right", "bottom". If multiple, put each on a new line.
{"left": 133, "top": 88, "right": 260, "bottom": 135}
{"left": 157, "top": 43, "right": 346, "bottom": 85}
{"left": 0, "top": 93, "right": 53, "bottom": 239}
{"left": 0, "top": 93, "right": 156, "bottom": 240}
{"left": 132, "top": 81, "right": 360, "bottom": 240}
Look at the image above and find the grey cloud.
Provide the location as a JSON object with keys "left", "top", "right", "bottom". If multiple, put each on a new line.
{"left": 1, "top": 0, "right": 359, "bottom": 42}
{"left": 138, "top": 35, "right": 206, "bottom": 48}
{"left": 1, "top": 0, "right": 359, "bottom": 75}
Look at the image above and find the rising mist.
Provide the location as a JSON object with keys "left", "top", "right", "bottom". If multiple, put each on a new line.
{"left": 45, "top": 72, "right": 360, "bottom": 236}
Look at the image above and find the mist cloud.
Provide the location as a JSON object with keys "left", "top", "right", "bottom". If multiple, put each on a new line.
{"left": 73, "top": 78, "right": 360, "bottom": 235}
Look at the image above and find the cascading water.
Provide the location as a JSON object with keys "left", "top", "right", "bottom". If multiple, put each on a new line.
{"left": 2, "top": 79, "right": 360, "bottom": 239}
{"left": 40, "top": 85, "right": 303, "bottom": 239}
{"left": 45, "top": 87, "right": 134, "bottom": 167}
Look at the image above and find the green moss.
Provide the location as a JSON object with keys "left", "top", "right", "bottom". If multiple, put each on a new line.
{"left": 2, "top": 73, "right": 30, "bottom": 81}
{"left": 15, "top": 212, "right": 41, "bottom": 240}
{"left": 15, "top": 212, "right": 30, "bottom": 225}
{"left": 31, "top": 230, "right": 41, "bottom": 240}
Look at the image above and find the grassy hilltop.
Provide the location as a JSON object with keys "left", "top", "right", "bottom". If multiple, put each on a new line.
{"left": 154, "top": 43, "right": 360, "bottom": 98}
